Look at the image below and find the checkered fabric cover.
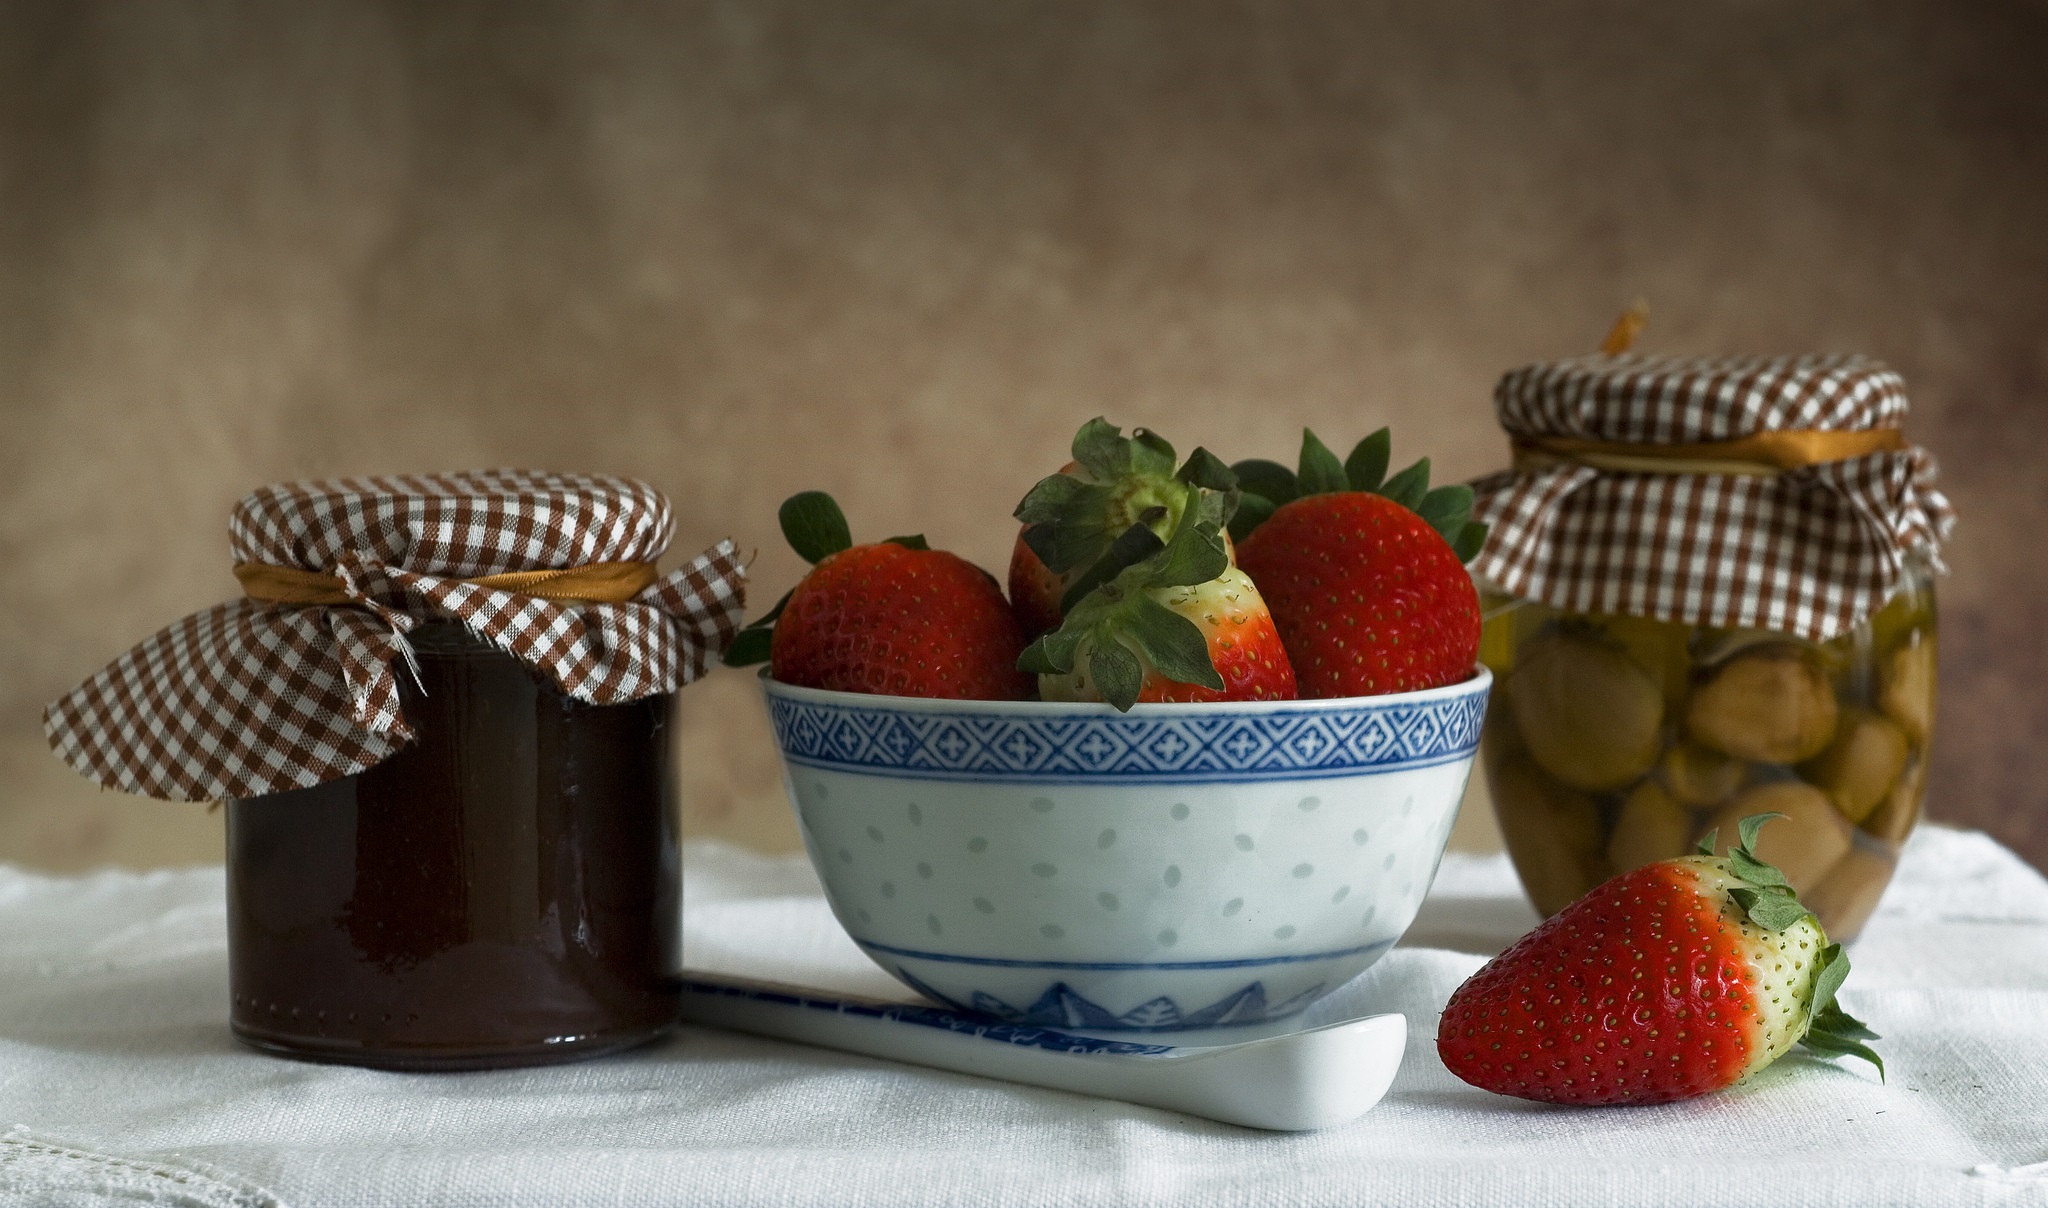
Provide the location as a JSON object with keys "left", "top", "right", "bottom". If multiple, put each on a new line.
{"left": 1469, "top": 353, "right": 1954, "bottom": 640}
{"left": 44, "top": 470, "right": 747, "bottom": 802}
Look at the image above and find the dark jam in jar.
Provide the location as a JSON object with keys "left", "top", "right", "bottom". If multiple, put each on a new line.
{"left": 226, "top": 623, "right": 680, "bottom": 1069}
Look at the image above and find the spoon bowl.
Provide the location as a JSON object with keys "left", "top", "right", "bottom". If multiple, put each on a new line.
{"left": 678, "top": 970, "right": 1405, "bottom": 1131}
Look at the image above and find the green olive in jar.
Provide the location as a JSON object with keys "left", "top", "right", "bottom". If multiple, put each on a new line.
{"left": 1880, "top": 635, "right": 1937, "bottom": 747}
{"left": 1801, "top": 847, "right": 1896, "bottom": 942}
{"left": 1490, "top": 754, "right": 1612, "bottom": 918}
{"left": 1507, "top": 628, "right": 1664, "bottom": 792}
{"left": 1608, "top": 779, "right": 1695, "bottom": 874}
{"left": 1659, "top": 743, "right": 1749, "bottom": 807}
{"left": 1685, "top": 645, "right": 1839, "bottom": 765}
{"left": 1799, "top": 707, "right": 1910, "bottom": 826}
{"left": 1862, "top": 757, "right": 1927, "bottom": 845}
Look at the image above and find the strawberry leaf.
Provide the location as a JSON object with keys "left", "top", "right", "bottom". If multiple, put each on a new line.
{"left": 882, "top": 534, "right": 930, "bottom": 550}
{"left": 721, "top": 584, "right": 796, "bottom": 667}
{"left": 1018, "top": 625, "right": 1086, "bottom": 675}
{"left": 1229, "top": 493, "right": 1277, "bottom": 544}
{"left": 1088, "top": 639, "right": 1145, "bottom": 711}
{"left": 1451, "top": 519, "right": 1490, "bottom": 563}
{"left": 1802, "top": 994, "right": 1884, "bottom": 1077}
{"left": 1728, "top": 847, "right": 1793, "bottom": 892}
{"left": 1058, "top": 524, "right": 1167, "bottom": 613}
{"left": 721, "top": 626, "right": 774, "bottom": 667}
{"left": 1297, "top": 430, "right": 1350, "bottom": 496}
{"left": 1186, "top": 477, "right": 1242, "bottom": 533}
{"left": 1071, "top": 417, "right": 1128, "bottom": 481}
{"left": 1696, "top": 828, "right": 1721, "bottom": 857}
{"left": 1417, "top": 484, "right": 1475, "bottom": 545}
{"left": 779, "top": 491, "right": 853, "bottom": 564}
{"left": 1808, "top": 942, "right": 1852, "bottom": 1017}
{"left": 1018, "top": 420, "right": 1229, "bottom": 581}
{"left": 1379, "top": 458, "right": 1431, "bottom": 510}
{"left": 1130, "top": 427, "right": 1178, "bottom": 477}
{"left": 1812, "top": 1001, "right": 1879, "bottom": 1041}
{"left": 1143, "top": 507, "right": 1230, "bottom": 589}
{"left": 1123, "top": 596, "right": 1225, "bottom": 691}
{"left": 1174, "top": 446, "right": 1235, "bottom": 492}
{"left": 1735, "top": 811, "right": 1784, "bottom": 856}
{"left": 1022, "top": 519, "right": 1100, "bottom": 577}
{"left": 1729, "top": 886, "right": 1812, "bottom": 932}
{"left": 1013, "top": 473, "right": 1097, "bottom": 524}
{"left": 1230, "top": 459, "right": 1299, "bottom": 508}
{"left": 1345, "top": 428, "right": 1391, "bottom": 493}
{"left": 1799, "top": 1026, "right": 1884, "bottom": 1077}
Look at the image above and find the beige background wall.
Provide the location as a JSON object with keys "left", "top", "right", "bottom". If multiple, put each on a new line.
{"left": 3, "top": 1, "right": 2044, "bottom": 872}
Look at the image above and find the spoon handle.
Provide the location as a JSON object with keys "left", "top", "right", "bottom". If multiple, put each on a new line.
{"left": 677, "top": 971, "right": 1404, "bottom": 1131}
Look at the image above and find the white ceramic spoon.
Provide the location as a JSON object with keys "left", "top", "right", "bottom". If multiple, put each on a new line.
{"left": 676, "top": 971, "right": 1405, "bottom": 1131}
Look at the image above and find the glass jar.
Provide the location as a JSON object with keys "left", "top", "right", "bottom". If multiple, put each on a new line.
{"left": 226, "top": 624, "right": 680, "bottom": 1069}
{"left": 1479, "top": 561, "right": 1934, "bottom": 940}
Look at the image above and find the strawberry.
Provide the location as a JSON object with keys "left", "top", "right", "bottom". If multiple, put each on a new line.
{"left": 1007, "top": 535, "right": 1069, "bottom": 641}
{"left": 1009, "top": 418, "right": 1238, "bottom": 640}
{"left": 1020, "top": 501, "right": 1296, "bottom": 710}
{"left": 723, "top": 492, "right": 1032, "bottom": 701}
{"left": 1232, "top": 429, "right": 1486, "bottom": 698}
{"left": 1437, "top": 814, "right": 1882, "bottom": 1106}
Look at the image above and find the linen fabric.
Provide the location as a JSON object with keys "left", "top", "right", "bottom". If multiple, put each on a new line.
{"left": 43, "top": 471, "right": 747, "bottom": 802}
{"left": 1471, "top": 354, "right": 1955, "bottom": 640}
{"left": 1, "top": 825, "right": 2043, "bottom": 1207}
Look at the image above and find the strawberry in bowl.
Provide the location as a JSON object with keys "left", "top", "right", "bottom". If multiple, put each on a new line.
{"left": 723, "top": 491, "right": 1032, "bottom": 701}
{"left": 1233, "top": 428, "right": 1487, "bottom": 699}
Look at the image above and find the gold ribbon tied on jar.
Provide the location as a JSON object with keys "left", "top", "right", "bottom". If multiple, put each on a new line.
{"left": 234, "top": 560, "right": 662, "bottom": 606}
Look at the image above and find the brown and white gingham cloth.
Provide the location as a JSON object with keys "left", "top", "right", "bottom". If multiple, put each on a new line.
{"left": 45, "top": 470, "right": 747, "bottom": 802}
{"left": 1470, "top": 353, "right": 1954, "bottom": 641}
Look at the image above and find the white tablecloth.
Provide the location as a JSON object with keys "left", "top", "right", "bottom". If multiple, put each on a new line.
{"left": 2, "top": 825, "right": 2045, "bottom": 1208}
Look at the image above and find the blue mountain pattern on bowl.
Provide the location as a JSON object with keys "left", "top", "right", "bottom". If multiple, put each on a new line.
{"left": 894, "top": 967, "right": 1330, "bottom": 1032}
{"left": 768, "top": 692, "right": 1486, "bottom": 783}
{"left": 677, "top": 976, "right": 1177, "bottom": 1056}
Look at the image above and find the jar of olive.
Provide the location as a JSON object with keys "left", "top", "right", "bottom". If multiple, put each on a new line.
{"left": 1468, "top": 353, "right": 1953, "bottom": 940}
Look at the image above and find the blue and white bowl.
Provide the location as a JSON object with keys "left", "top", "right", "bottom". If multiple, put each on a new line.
{"left": 761, "top": 667, "right": 1490, "bottom": 1032}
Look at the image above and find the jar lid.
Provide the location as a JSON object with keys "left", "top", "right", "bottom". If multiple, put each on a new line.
{"left": 46, "top": 470, "right": 747, "bottom": 802}
{"left": 1497, "top": 352, "right": 1908, "bottom": 446}
{"left": 1471, "top": 354, "right": 1953, "bottom": 641}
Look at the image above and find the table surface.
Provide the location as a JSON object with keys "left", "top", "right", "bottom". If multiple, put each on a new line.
{"left": 2, "top": 826, "right": 2045, "bottom": 1208}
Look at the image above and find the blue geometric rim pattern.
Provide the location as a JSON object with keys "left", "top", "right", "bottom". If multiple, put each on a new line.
{"left": 892, "top": 967, "right": 1329, "bottom": 1032}
{"left": 766, "top": 687, "right": 1488, "bottom": 783}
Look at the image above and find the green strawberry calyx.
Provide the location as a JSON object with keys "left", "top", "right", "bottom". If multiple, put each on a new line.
{"left": 1013, "top": 417, "right": 1239, "bottom": 582}
{"left": 1698, "top": 812, "right": 1884, "bottom": 1077}
{"left": 1015, "top": 500, "right": 1233, "bottom": 712}
{"left": 721, "top": 491, "right": 928, "bottom": 668}
{"left": 1229, "top": 427, "right": 1489, "bottom": 563}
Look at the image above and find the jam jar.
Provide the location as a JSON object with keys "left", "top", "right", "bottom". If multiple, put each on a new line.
{"left": 1477, "top": 562, "right": 1935, "bottom": 939}
{"left": 226, "top": 623, "right": 681, "bottom": 1069}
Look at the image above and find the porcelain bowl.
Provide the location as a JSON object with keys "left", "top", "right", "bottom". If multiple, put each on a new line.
{"left": 760, "top": 667, "right": 1490, "bottom": 1032}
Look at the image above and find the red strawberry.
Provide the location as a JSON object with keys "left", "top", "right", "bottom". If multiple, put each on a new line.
{"left": 1021, "top": 503, "right": 1296, "bottom": 710}
{"left": 1233, "top": 429, "right": 1485, "bottom": 698}
{"left": 1037, "top": 565, "right": 1296, "bottom": 705}
{"left": 1437, "top": 814, "right": 1882, "bottom": 1106}
{"left": 1007, "top": 529, "right": 1068, "bottom": 641}
{"left": 1009, "top": 419, "right": 1238, "bottom": 640}
{"left": 723, "top": 492, "right": 1032, "bottom": 701}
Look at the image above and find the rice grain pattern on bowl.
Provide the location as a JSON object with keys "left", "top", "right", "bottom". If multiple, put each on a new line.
{"left": 761, "top": 668, "right": 1490, "bottom": 1032}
